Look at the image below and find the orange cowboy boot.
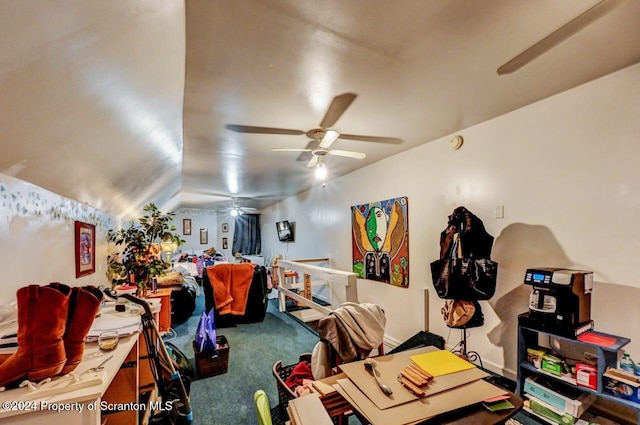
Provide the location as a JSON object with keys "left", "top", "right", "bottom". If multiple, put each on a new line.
{"left": 59, "top": 285, "right": 103, "bottom": 374}
{"left": 0, "top": 284, "right": 70, "bottom": 388}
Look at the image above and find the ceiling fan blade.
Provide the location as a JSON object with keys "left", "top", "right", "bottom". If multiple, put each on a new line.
{"left": 307, "top": 156, "right": 319, "bottom": 168}
{"left": 297, "top": 140, "right": 317, "bottom": 161}
{"left": 272, "top": 148, "right": 312, "bottom": 152}
{"left": 497, "top": 0, "right": 624, "bottom": 75}
{"left": 319, "top": 93, "right": 357, "bottom": 128}
{"left": 329, "top": 150, "right": 367, "bottom": 159}
{"left": 240, "top": 207, "right": 259, "bottom": 213}
{"left": 340, "top": 133, "right": 403, "bottom": 144}
{"left": 297, "top": 152, "right": 313, "bottom": 162}
{"left": 225, "top": 124, "right": 305, "bottom": 135}
{"left": 182, "top": 189, "right": 235, "bottom": 199}
{"left": 318, "top": 130, "right": 340, "bottom": 149}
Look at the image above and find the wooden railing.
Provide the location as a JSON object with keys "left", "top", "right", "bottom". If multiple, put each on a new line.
{"left": 274, "top": 258, "right": 358, "bottom": 316}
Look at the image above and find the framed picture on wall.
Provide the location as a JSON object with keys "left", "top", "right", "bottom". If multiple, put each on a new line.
{"left": 75, "top": 221, "right": 95, "bottom": 278}
{"left": 183, "top": 219, "right": 192, "bottom": 235}
{"left": 222, "top": 237, "right": 228, "bottom": 250}
{"left": 200, "top": 228, "right": 208, "bottom": 245}
{"left": 222, "top": 222, "right": 228, "bottom": 233}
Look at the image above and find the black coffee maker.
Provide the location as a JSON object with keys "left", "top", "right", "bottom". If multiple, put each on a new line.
{"left": 522, "top": 267, "right": 593, "bottom": 329}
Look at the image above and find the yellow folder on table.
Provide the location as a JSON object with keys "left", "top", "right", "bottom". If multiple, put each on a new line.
{"left": 410, "top": 350, "right": 475, "bottom": 377}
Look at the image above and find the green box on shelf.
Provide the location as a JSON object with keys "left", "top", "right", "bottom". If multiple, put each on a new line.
{"left": 541, "top": 353, "right": 563, "bottom": 376}
{"left": 527, "top": 397, "right": 577, "bottom": 425}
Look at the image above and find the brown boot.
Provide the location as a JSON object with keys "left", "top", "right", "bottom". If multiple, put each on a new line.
{"left": 60, "top": 286, "right": 103, "bottom": 374}
{"left": 0, "top": 284, "right": 70, "bottom": 388}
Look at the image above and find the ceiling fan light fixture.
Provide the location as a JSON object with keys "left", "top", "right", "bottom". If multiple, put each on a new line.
{"left": 230, "top": 207, "right": 240, "bottom": 217}
{"left": 314, "top": 160, "right": 328, "bottom": 180}
{"left": 314, "top": 166, "right": 328, "bottom": 180}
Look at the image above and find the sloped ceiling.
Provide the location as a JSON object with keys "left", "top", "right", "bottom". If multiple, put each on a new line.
{"left": 0, "top": 1, "right": 185, "bottom": 219}
{"left": 1, "top": 1, "right": 639, "bottom": 218}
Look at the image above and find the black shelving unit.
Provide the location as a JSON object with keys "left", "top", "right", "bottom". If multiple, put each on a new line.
{"left": 517, "top": 320, "right": 640, "bottom": 424}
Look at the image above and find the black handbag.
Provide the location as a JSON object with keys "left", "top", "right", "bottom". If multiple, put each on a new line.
{"left": 430, "top": 235, "right": 498, "bottom": 300}
{"left": 471, "top": 258, "right": 498, "bottom": 300}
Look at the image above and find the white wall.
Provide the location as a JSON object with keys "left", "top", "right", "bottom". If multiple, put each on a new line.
{"left": 0, "top": 178, "right": 235, "bottom": 309}
{"left": 0, "top": 177, "right": 225, "bottom": 305}
{"left": 0, "top": 174, "right": 115, "bottom": 303}
{"left": 172, "top": 209, "right": 241, "bottom": 261}
{"left": 261, "top": 63, "right": 640, "bottom": 379}
{"left": 173, "top": 209, "right": 219, "bottom": 257}
{"left": 216, "top": 212, "right": 237, "bottom": 260}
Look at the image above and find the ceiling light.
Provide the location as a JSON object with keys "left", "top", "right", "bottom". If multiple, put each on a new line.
{"left": 314, "top": 162, "right": 328, "bottom": 180}
{"left": 230, "top": 206, "right": 244, "bottom": 216}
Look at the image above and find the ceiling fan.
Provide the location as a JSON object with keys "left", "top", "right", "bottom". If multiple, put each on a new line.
{"left": 497, "top": 0, "right": 624, "bottom": 75}
{"left": 182, "top": 190, "right": 260, "bottom": 214}
{"left": 226, "top": 198, "right": 259, "bottom": 216}
{"left": 272, "top": 129, "right": 367, "bottom": 168}
{"left": 225, "top": 92, "right": 403, "bottom": 152}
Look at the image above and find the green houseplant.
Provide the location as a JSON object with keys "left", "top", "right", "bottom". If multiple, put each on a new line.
{"left": 107, "top": 203, "right": 184, "bottom": 292}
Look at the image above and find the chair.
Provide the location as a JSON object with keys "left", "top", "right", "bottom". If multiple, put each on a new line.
{"left": 333, "top": 344, "right": 384, "bottom": 371}
{"left": 317, "top": 304, "right": 386, "bottom": 373}
{"left": 254, "top": 390, "right": 273, "bottom": 425}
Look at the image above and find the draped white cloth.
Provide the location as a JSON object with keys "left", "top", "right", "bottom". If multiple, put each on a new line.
{"left": 311, "top": 302, "right": 385, "bottom": 379}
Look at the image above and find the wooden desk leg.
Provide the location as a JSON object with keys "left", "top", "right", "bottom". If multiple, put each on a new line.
{"left": 102, "top": 340, "right": 139, "bottom": 424}
{"left": 145, "top": 288, "right": 173, "bottom": 333}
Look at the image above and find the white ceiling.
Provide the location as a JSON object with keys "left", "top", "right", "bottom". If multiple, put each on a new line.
{"left": 1, "top": 0, "right": 639, "bottom": 218}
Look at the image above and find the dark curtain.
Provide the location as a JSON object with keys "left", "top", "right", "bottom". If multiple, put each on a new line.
{"left": 232, "top": 214, "right": 261, "bottom": 255}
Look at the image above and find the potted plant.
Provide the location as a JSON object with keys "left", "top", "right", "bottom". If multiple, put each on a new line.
{"left": 107, "top": 203, "right": 184, "bottom": 294}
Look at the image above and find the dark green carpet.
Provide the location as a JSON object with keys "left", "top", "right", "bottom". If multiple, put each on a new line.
{"left": 166, "top": 291, "right": 544, "bottom": 425}
{"left": 167, "top": 291, "right": 319, "bottom": 425}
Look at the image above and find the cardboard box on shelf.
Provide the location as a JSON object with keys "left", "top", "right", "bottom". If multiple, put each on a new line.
{"left": 526, "top": 396, "right": 578, "bottom": 425}
{"left": 602, "top": 368, "right": 640, "bottom": 404}
{"left": 541, "top": 353, "right": 563, "bottom": 376}
{"left": 527, "top": 347, "right": 547, "bottom": 366}
{"left": 524, "top": 376, "right": 596, "bottom": 417}
{"left": 575, "top": 362, "right": 597, "bottom": 390}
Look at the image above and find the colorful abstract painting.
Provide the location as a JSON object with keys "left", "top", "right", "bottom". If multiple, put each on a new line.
{"left": 351, "top": 196, "right": 409, "bottom": 287}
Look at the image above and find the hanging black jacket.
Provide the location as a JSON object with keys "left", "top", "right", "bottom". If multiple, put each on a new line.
{"left": 439, "top": 206, "right": 494, "bottom": 260}
{"left": 431, "top": 206, "right": 498, "bottom": 303}
{"left": 432, "top": 206, "right": 496, "bottom": 328}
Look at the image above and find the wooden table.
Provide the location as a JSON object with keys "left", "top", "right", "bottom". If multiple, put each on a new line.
{"left": 145, "top": 287, "right": 173, "bottom": 332}
{"left": 312, "top": 373, "right": 523, "bottom": 425}
{"left": 311, "top": 374, "right": 353, "bottom": 420}
{"left": 0, "top": 305, "right": 150, "bottom": 425}
{"left": 412, "top": 390, "right": 523, "bottom": 425}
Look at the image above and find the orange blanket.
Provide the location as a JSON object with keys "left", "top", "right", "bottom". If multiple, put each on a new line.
{"left": 206, "top": 263, "right": 255, "bottom": 315}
